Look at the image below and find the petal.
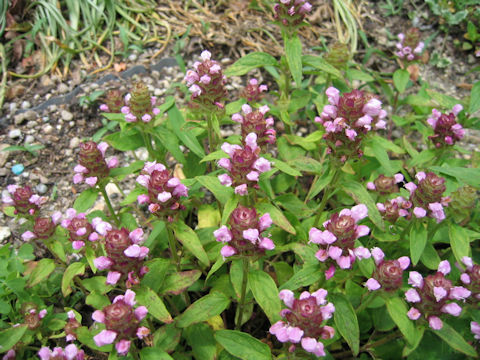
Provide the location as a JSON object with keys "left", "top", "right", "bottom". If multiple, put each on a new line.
{"left": 279, "top": 290, "right": 294, "bottom": 308}
{"left": 365, "top": 278, "right": 381, "bottom": 291}
{"left": 94, "top": 330, "right": 117, "bottom": 347}
{"left": 115, "top": 339, "right": 131, "bottom": 356}
{"left": 134, "top": 306, "right": 148, "bottom": 321}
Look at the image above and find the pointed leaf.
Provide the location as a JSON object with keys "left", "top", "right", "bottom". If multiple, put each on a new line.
{"left": 285, "top": 35, "right": 303, "bottom": 87}
{"left": 176, "top": 292, "right": 230, "bottom": 328}
{"left": 433, "top": 322, "right": 478, "bottom": 358}
{"left": 410, "top": 221, "right": 427, "bottom": 265}
{"left": 27, "top": 258, "right": 56, "bottom": 288}
{"left": 256, "top": 202, "right": 296, "bottom": 234}
{"left": 393, "top": 69, "right": 410, "bottom": 93}
{"left": 385, "top": 296, "right": 417, "bottom": 345}
{"left": 62, "top": 262, "right": 85, "bottom": 297}
{"left": 171, "top": 221, "right": 210, "bottom": 267}
{"left": 330, "top": 293, "right": 359, "bottom": 356}
{"left": 73, "top": 188, "right": 98, "bottom": 212}
{"left": 161, "top": 270, "right": 202, "bottom": 295}
{"left": 196, "top": 175, "right": 234, "bottom": 205}
{"left": 225, "top": 52, "right": 278, "bottom": 76}
{"left": 135, "top": 286, "right": 173, "bottom": 324}
{"left": 0, "top": 325, "right": 27, "bottom": 353}
{"left": 248, "top": 270, "right": 281, "bottom": 324}
{"left": 167, "top": 103, "right": 205, "bottom": 158}
{"left": 449, "top": 222, "right": 471, "bottom": 265}
{"left": 215, "top": 330, "right": 272, "bottom": 360}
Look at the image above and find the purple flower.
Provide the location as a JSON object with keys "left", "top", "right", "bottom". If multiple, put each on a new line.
{"left": 270, "top": 289, "right": 334, "bottom": 358}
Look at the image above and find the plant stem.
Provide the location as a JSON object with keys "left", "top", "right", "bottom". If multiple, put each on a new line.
{"left": 355, "top": 291, "right": 377, "bottom": 313}
{"left": 313, "top": 169, "right": 340, "bottom": 228}
{"left": 166, "top": 224, "right": 181, "bottom": 272}
{"left": 99, "top": 184, "right": 120, "bottom": 227}
{"left": 141, "top": 131, "right": 156, "bottom": 160}
{"left": 235, "top": 258, "right": 250, "bottom": 330}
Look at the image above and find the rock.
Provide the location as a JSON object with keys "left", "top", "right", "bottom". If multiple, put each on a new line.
{"left": 21, "top": 101, "right": 31, "bottom": 109}
{"left": 0, "top": 144, "right": 9, "bottom": 167}
{"left": 58, "top": 83, "right": 69, "bottom": 93}
{"left": 35, "top": 183, "right": 48, "bottom": 194}
{"left": 40, "top": 75, "right": 53, "bottom": 87}
{"left": 8, "top": 129, "right": 22, "bottom": 139}
{"left": 105, "top": 183, "right": 121, "bottom": 199}
{"left": 69, "top": 137, "right": 80, "bottom": 149}
{"left": 14, "top": 110, "right": 37, "bottom": 125}
{"left": 61, "top": 110, "right": 74, "bottom": 121}
{"left": 43, "top": 124, "right": 54, "bottom": 134}
{"left": 0, "top": 227, "right": 11, "bottom": 242}
{"left": 27, "top": 121, "right": 37, "bottom": 129}
{"left": 12, "top": 164, "right": 24, "bottom": 175}
{"left": 9, "top": 103, "right": 17, "bottom": 112}
{"left": 128, "top": 53, "right": 138, "bottom": 62}
{"left": 0, "top": 168, "right": 7, "bottom": 177}
{"left": 24, "top": 135, "right": 35, "bottom": 144}
{"left": 89, "top": 199, "right": 105, "bottom": 212}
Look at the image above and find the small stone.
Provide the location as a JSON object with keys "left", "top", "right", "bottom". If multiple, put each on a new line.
{"left": 0, "top": 168, "right": 7, "bottom": 177}
{"left": 27, "top": 121, "right": 37, "bottom": 129}
{"left": 35, "top": 183, "right": 48, "bottom": 194}
{"left": 154, "top": 88, "right": 163, "bottom": 96}
{"left": 69, "top": 137, "right": 80, "bottom": 149}
{"left": 43, "top": 124, "right": 54, "bottom": 134}
{"left": 0, "top": 144, "right": 9, "bottom": 167}
{"left": 40, "top": 75, "right": 53, "bottom": 87}
{"left": 9, "top": 103, "right": 17, "bottom": 112}
{"left": 128, "top": 53, "right": 138, "bottom": 62}
{"left": 105, "top": 183, "right": 121, "bottom": 199}
{"left": 8, "top": 129, "right": 22, "bottom": 139}
{"left": 24, "top": 135, "right": 35, "bottom": 144}
{"left": 61, "top": 110, "right": 74, "bottom": 121}
{"left": 12, "top": 164, "right": 24, "bottom": 175}
{"left": 58, "top": 83, "right": 69, "bottom": 93}
{"left": 42, "top": 116, "right": 50, "bottom": 122}
{"left": 48, "top": 105, "right": 57, "bottom": 112}
{"left": 65, "top": 149, "right": 72, "bottom": 157}
{"left": 21, "top": 101, "right": 31, "bottom": 109}
{"left": 21, "top": 171, "right": 29, "bottom": 178}
{"left": 0, "top": 227, "right": 11, "bottom": 242}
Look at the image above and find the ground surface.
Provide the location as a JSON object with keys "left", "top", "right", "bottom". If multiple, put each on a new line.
{"left": 0, "top": 0, "right": 479, "bottom": 242}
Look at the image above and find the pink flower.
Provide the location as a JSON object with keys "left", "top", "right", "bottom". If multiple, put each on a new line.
{"left": 94, "top": 330, "right": 117, "bottom": 346}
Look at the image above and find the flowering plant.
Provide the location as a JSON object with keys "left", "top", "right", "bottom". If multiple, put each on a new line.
{"left": 1, "top": 2, "right": 479, "bottom": 359}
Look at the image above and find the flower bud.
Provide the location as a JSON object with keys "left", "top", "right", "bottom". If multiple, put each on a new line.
{"left": 449, "top": 186, "right": 477, "bottom": 223}
{"left": 3, "top": 185, "right": 45, "bottom": 216}
{"left": 410, "top": 172, "right": 446, "bottom": 208}
{"left": 427, "top": 105, "right": 465, "bottom": 147}
{"left": 75, "top": 141, "right": 111, "bottom": 185}
{"left": 273, "top": 0, "right": 312, "bottom": 32}
{"left": 395, "top": 28, "right": 424, "bottom": 61}
{"left": 240, "top": 78, "right": 268, "bottom": 102}
{"left": 103, "top": 89, "right": 125, "bottom": 113}
{"left": 32, "top": 217, "right": 56, "bottom": 239}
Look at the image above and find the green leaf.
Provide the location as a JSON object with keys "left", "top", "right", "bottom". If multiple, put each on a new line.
{"left": 81, "top": 277, "right": 113, "bottom": 294}
{"left": 409, "top": 149, "right": 436, "bottom": 167}
{"left": 161, "top": 270, "right": 202, "bottom": 295}
{"left": 385, "top": 296, "right": 417, "bottom": 345}
{"left": 109, "top": 160, "right": 144, "bottom": 178}
{"left": 27, "top": 258, "right": 56, "bottom": 287}
{"left": 140, "top": 348, "right": 174, "bottom": 360}
{"left": 142, "top": 258, "right": 170, "bottom": 292}
{"left": 302, "top": 55, "right": 342, "bottom": 78}
{"left": 104, "top": 128, "right": 144, "bottom": 151}
{"left": 248, "top": 270, "right": 281, "bottom": 324}
{"left": 289, "top": 156, "right": 323, "bottom": 174}
{"left": 433, "top": 322, "right": 478, "bottom": 358}
{"left": 215, "top": 330, "right": 272, "bottom": 360}
{"left": 402, "top": 325, "right": 425, "bottom": 357}
{"left": 176, "top": 292, "right": 230, "bottom": 328}
{"left": 224, "top": 52, "right": 278, "bottom": 76}
{"left": 171, "top": 221, "right": 210, "bottom": 267}
{"left": 330, "top": 293, "right": 359, "bottom": 356}
{"left": 341, "top": 181, "right": 384, "bottom": 231}
{"left": 393, "top": 69, "right": 410, "bottom": 93}
{"left": 470, "top": 81, "right": 480, "bottom": 114}
{"left": 0, "top": 325, "right": 27, "bottom": 353}
{"left": 154, "top": 126, "right": 186, "bottom": 164}
{"left": 201, "top": 150, "right": 228, "bottom": 163}
{"left": 185, "top": 323, "right": 217, "bottom": 360}
{"left": 61, "top": 262, "right": 85, "bottom": 297}
{"left": 279, "top": 263, "right": 322, "bottom": 290}
{"left": 85, "top": 291, "right": 110, "bottom": 309}
{"left": 429, "top": 166, "right": 480, "bottom": 188}
{"left": 167, "top": 103, "right": 205, "bottom": 158}
{"left": 270, "top": 157, "right": 302, "bottom": 177}
{"left": 420, "top": 242, "right": 441, "bottom": 270}
{"left": 426, "top": 89, "right": 463, "bottom": 109}
{"left": 222, "top": 195, "right": 239, "bottom": 225}
{"left": 307, "top": 166, "right": 335, "bottom": 200}
{"left": 73, "top": 188, "right": 98, "bottom": 212}
{"left": 255, "top": 202, "right": 296, "bottom": 234}
{"left": 449, "top": 222, "right": 471, "bottom": 264}
{"left": 346, "top": 68, "right": 375, "bottom": 82}
{"left": 410, "top": 221, "right": 427, "bottom": 265}
{"left": 196, "top": 175, "right": 233, "bottom": 205}
{"left": 365, "top": 139, "right": 395, "bottom": 176}
{"left": 285, "top": 35, "right": 303, "bottom": 87}
{"left": 135, "top": 286, "right": 173, "bottom": 324}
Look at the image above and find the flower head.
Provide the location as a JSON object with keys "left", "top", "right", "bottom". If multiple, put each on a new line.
{"left": 74, "top": 141, "right": 117, "bottom": 186}
{"left": 2, "top": 185, "right": 47, "bottom": 216}
{"left": 92, "top": 290, "right": 149, "bottom": 356}
{"left": 94, "top": 227, "right": 149, "bottom": 287}
{"left": 214, "top": 205, "right": 274, "bottom": 259}
{"left": 136, "top": 162, "right": 188, "bottom": 221}
{"left": 458, "top": 256, "right": 480, "bottom": 301}
{"left": 407, "top": 172, "right": 448, "bottom": 223}
{"left": 232, "top": 104, "right": 276, "bottom": 147}
{"left": 395, "top": 28, "right": 425, "bottom": 61}
{"left": 38, "top": 344, "right": 85, "bottom": 360}
{"left": 270, "top": 289, "right": 334, "bottom": 357}
{"left": 365, "top": 248, "right": 410, "bottom": 291}
{"left": 273, "top": 0, "right": 313, "bottom": 32}
{"left": 315, "top": 88, "right": 387, "bottom": 162}
{"left": 427, "top": 105, "right": 465, "bottom": 147}
{"left": 310, "top": 204, "right": 371, "bottom": 278}
{"left": 240, "top": 78, "right": 268, "bottom": 102}
{"left": 185, "top": 50, "right": 227, "bottom": 111}
{"left": 405, "top": 260, "right": 470, "bottom": 330}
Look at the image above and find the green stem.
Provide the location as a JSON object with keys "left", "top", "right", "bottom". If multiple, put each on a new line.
{"left": 166, "top": 224, "right": 181, "bottom": 272}
{"left": 235, "top": 258, "right": 250, "bottom": 330}
{"left": 141, "top": 130, "right": 156, "bottom": 160}
{"left": 355, "top": 291, "right": 377, "bottom": 313}
{"left": 99, "top": 184, "right": 120, "bottom": 227}
{"left": 313, "top": 169, "right": 340, "bottom": 228}
{"left": 362, "top": 330, "right": 402, "bottom": 351}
